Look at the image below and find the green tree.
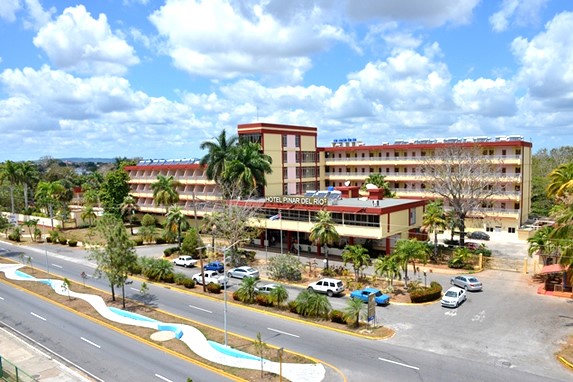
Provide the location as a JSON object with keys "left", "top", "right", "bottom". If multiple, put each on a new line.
{"left": 199, "top": 129, "right": 238, "bottom": 183}
{"left": 120, "top": 195, "right": 139, "bottom": 235}
{"left": 373, "top": 255, "right": 401, "bottom": 287}
{"left": 22, "top": 219, "right": 39, "bottom": 241}
{"left": 181, "top": 228, "right": 205, "bottom": 258}
{"left": 236, "top": 276, "right": 258, "bottom": 304}
{"left": 269, "top": 284, "right": 289, "bottom": 308}
{"left": 267, "top": 254, "right": 303, "bottom": 281}
{"left": 253, "top": 332, "right": 268, "bottom": 379}
{"left": 151, "top": 175, "right": 181, "bottom": 213}
{"left": 35, "top": 180, "right": 66, "bottom": 229}
{"left": 360, "top": 173, "right": 394, "bottom": 197}
{"left": 527, "top": 226, "right": 556, "bottom": 259}
{"left": 139, "top": 214, "right": 157, "bottom": 244}
{"left": 451, "top": 246, "right": 474, "bottom": 269}
{"left": 18, "top": 161, "right": 39, "bottom": 211}
{"left": 223, "top": 141, "right": 272, "bottom": 197}
{"left": 309, "top": 210, "right": 339, "bottom": 269}
{"left": 342, "top": 244, "right": 370, "bottom": 281}
{"left": 391, "top": 239, "right": 429, "bottom": 280}
{"left": 87, "top": 215, "right": 137, "bottom": 307}
{"left": 99, "top": 168, "right": 130, "bottom": 217}
{"left": 546, "top": 162, "right": 573, "bottom": 199}
{"left": 144, "top": 258, "right": 174, "bottom": 282}
{"left": 0, "top": 160, "right": 20, "bottom": 213}
{"left": 81, "top": 204, "right": 97, "bottom": 227}
{"left": 0, "top": 214, "right": 10, "bottom": 236}
{"left": 344, "top": 297, "right": 366, "bottom": 328}
{"left": 421, "top": 200, "right": 448, "bottom": 261}
{"left": 165, "top": 205, "right": 189, "bottom": 250}
{"left": 295, "top": 289, "right": 331, "bottom": 319}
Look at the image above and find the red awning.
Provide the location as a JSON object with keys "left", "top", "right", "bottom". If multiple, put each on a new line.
{"left": 538, "top": 264, "right": 567, "bottom": 275}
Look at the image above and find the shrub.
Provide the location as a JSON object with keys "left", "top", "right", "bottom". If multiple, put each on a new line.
{"left": 46, "top": 236, "right": 52, "bottom": 243}
{"left": 182, "top": 278, "right": 195, "bottom": 289}
{"left": 256, "top": 294, "right": 274, "bottom": 307}
{"left": 8, "top": 228, "right": 21, "bottom": 242}
{"left": 448, "top": 258, "right": 466, "bottom": 269}
{"left": 206, "top": 282, "right": 221, "bottom": 294}
{"left": 164, "top": 247, "right": 179, "bottom": 257}
{"left": 410, "top": 281, "right": 442, "bottom": 303}
{"left": 59, "top": 237, "right": 68, "bottom": 245}
{"left": 321, "top": 268, "right": 336, "bottom": 277}
{"left": 267, "top": 254, "right": 303, "bottom": 281}
{"left": 68, "top": 239, "right": 78, "bottom": 247}
{"left": 233, "top": 291, "right": 241, "bottom": 301}
{"left": 330, "top": 310, "right": 347, "bottom": 324}
{"left": 133, "top": 238, "right": 144, "bottom": 246}
{"left": 128, "top": 262, "right": 143, "bottom": 275}
{"left": 155, "top": 237, "right": 166, "bottom": 245}
{"left": 288, "top": 300, "right": 298, "bottom": 314}
{"left": 162, "top": 272, "right": 175, "bottom": 283}
{"left": 174, "top": 272, "right": 187, "bottom": 285}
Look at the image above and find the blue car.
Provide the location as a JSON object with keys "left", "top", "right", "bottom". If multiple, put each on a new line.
{"left": 203, "top": 261, "right": 224, "bottom": 273}
{"left": 350, "top": 287, "right": 390, "bottom": 306}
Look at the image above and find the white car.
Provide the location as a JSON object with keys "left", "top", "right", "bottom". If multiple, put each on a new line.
{"left": 307, "top": 278, "right": 345, "bottom": 297}
{"left": 227, "top": 266, "right": 260, "bottom": 279}
{"left": 172, "top": 256, "right": 198, "bottom": 268}
{"left": 441, "top": 286, "right": 467, "bottom": 308}
{"left": 255, "top": 283, "right": 281, "bottom": 294}
{"left": 192, "top": 270, "right": 228, "bottom": 286}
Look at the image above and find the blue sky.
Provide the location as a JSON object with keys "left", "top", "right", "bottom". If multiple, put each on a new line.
{"left": 1, "top": 0, "right": 572, "bottom": 161}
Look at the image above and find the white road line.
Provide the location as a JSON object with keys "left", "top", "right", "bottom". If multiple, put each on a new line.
{"left": 30, "top": 312, "right": 46, "bottom": 321}
{"left": 130, "top": 287, "right": 139, "bottom": 292}
{"left": 188, "top": 305, "right": 212, "bottom": 314}
{"left": 0, "top": 296, "right": 4, "bottom": 300}
{"left": 155, "top": 373, "right": 173, "bottom": 382}
{"left": 51, "top": 264, "right": 62, "bottom": 269}
{"left": 267, "top": 327, "right": 300, "bottom": 338}
{"left": 81, "top": 337, "right": 101, "bottom": 349}
{"left": 378, "top": 357, "right": 420, "bottom": 370}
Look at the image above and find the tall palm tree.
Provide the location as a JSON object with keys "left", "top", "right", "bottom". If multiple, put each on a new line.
{"left": 223, "top": 141, "right": 272, "bottom": 196}
{"left": 120, "top": 195, "right": 139, "bottom": 235}
{"left": 0, "top": 160, "right": 20, "bottom": 213}
{"left": 344, "top": 297, "right": 366, "bottom": 328}
{"left": 236, "top": 276, "right": 258, "bottom": 304}
{"left": 546, "top": 162, "right": 573, "bottom": 199}
{"left": 309, "top": 210, "right": 340, "bottom": 270}
{"left": 81, "top": 204, "right": 97, "bottom": 227}
{"left": 35, "top": 181, "right": 66, "bottom": 229}
{"left": 342, "top": 244, "right": 370, "bottom": 281}
{"left": 165, "top": 205, "right": 189, "bottom": 250}
{"left": 421, "top": 200, "right": 448, "bottom": 261}
{"left": 151, "top": 175, "right": 181, "bottom": 213}
{"left": 549, "top": 196, "right": 573, "bottom": 269}
{"left": 527, "top": 226, "right": 556, "bottom": 263}
{"left": 391, "top": 239, "right": 429, "bottom": 280}
{"left": 18, "top": 161, "right": 39, "bottom": 211}
{"left": 361, "top": 173, "right": 394, "bottom": 197}
{"left": 294, "top": 289, "right": 331, "bottom": 319}
{"left": 374, "top": 255, "right": 401, "bottom": 287}
{"left": 269, "top": 284, "right": 289, "bottom": 308}
{"left": 199, "top": 129, "right": 238, "bottom": 183}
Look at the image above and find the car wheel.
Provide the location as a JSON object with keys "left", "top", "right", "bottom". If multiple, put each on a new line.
{"left": 227, "top": 272, "right": 232, "bottom": 278}
{"left": 464, "top": 285, "right": 468, "bottom": 290}
{"left": 307, "top": 286, "right": 314, "bottom": 292}
{"left": 327, "top": 290, "right": 334, "bottom": 297}
{"left": 450, "top": 280, "right": 454, "bottom": 285}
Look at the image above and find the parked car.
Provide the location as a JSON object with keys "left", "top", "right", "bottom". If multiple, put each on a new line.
{"left": 350, "top": 287, "right": 390, "bottom": 306}
{"left": 192, "top": 270, "right": 227, "bottom": 286}
{"left": 255, "top": 283, "right": 281, "bottom": 294}
{"left": 450, "top": 275, "right": 483, "bottom": 291}
{"left": 203, "top": 261, "right": 224, "bottom": 273}
{"left": 441, "top": 286, "right": 467, "bottom": 308}
{"left": 307, "top": 278, "right": 345, "bottom": 297}
{"left": 172, "top": 256, "right": 198, "bottom": 268}
{"left": 227, "top": 266, "right": 259, "bottom": 279}
{"left": 464, "top": 242, "right": 480, "bottom": 250}
{"left": 466, "top": 231, "right": 490, "bottom": 240}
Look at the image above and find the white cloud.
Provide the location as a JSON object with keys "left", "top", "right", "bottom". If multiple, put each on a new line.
{"left": 33, "top": 5, "right": 139, "bottom": 75}
{"left": 489, "top": 0, "right": 549, "bottom": 32}
{"left": 0, "top": 0, "right": 20, "bottom": 22}
{"left": 511, "top": 12, "right": 573, "bottom": 108}
{"left": 344, "top": 0, "right": 480, "bottom": 27}
{"left": 453, "top": 78, "right": 517, "bottom": 117}
{"left": 148, "top": 0, "right": 352, "bottom": 82}
{"left": 22, "top": 0, "right": 54, "bottom": 30}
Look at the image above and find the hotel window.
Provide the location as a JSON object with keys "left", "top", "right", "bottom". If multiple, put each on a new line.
{"left": 283, "top": 184, "right": 288, "bottom": 194}
{"left": 409, "top": 208, "right": 416, "bottom": 225}
{"left": 370, "top": 167, "right": 374, "bottom": 172}
{"left": 502, "top": 149, "right": 506, "bottom": 156}
{"left": 282, "top": 134, "right": 287, "bottom": 147}
{"left": 394, "top": 167, "right": 399, "bottom": 173}
{"left": 386, "top": 152, "right": 390, "bottom": 157}
{"left": 421, "top": 151, "right": 426, "bottom": 157}
{"left": 508, "top": 227, "right": 516, "bottom": 233}
{"left": 386, "top": 168, "right": 390, "bottom": 173}
{"left": 362, "top": 168, "right": 365, "bottom": 173}
{"left": 338, "top": 168, "right": 342, "bottom": 173}
{"left": 395, "top": 152, "right": 399, "bottom": 157}
{"left": 283, "top": 168, "right": 288, "bottom": 179}
{"left": 295, "top": 135, "right": 300, "bottom": 147}
{"left": 514, "top": 202, "right": 520, "bottom": 209}
{"left": 283, "top": 151, "right": 287, "bottom": 163}
{"left": 515, "top": 167, "right": 521, "bottom": 174}
{"left": 501, "top": 202, "right": 506, "bottom": 209}
{"left": 412, "top": 168, "right": 416, "bottom": 174}
{"left": 515, "top": 149, "right": 521, "bottom": 155}
{"left": 412, "top": 152, "right": 416, "bottom": 157}
{"left": 515, "top": 185, "right": 520, "bottom": 191}
{"left": 362, "top": 153, "right": 365, "bottom": 158}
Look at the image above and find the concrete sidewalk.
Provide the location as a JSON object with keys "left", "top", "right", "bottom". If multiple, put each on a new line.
{"left": 0, "top": 327, "right": 94, "bottom": 382}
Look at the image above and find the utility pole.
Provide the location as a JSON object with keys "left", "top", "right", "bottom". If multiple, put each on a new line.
{"left": 192, "top": 191, "right": 206, "bottom": 291}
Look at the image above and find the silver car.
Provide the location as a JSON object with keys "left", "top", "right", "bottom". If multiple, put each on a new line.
{"left": 255, "top": 283, "right": 281, "bottom": 294}
{"left": 227, "top": 266, "right": 260, "bottom": 279}
{"left": 441, "top": 287, "right": 467, "bottom": 308}
{"left": 450, "top": 275, "right": 483, "bottom": 291}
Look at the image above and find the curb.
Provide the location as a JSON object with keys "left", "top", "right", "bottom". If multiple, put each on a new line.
{"left": 558, "top": 355, "right": 573, "bottom": 371}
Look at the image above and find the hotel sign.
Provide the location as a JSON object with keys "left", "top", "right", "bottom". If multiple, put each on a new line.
{"left": 265, "top": 196, "right": 328, "bottom": 206}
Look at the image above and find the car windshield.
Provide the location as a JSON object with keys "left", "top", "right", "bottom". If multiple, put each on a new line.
{"left": 374, "top": 291, "right": 382, "bottom": 296}
{"left": 245, "top": 268, "right": 255, "bottom": 272}
{"left": 445, "top": 291, "right": 457, "bottom": 297}
{"left": 468, "top": 277, "right": 479, "bottom": 282}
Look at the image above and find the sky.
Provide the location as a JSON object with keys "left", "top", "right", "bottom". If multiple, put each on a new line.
{"left": 1, "top": 0, "right": 573, "bottom": 162}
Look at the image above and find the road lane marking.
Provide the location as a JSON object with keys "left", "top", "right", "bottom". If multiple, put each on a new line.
{"left": 378, "top": 357, "right": 420, "bottom": 370}
{"left": 155, "top": 374, "right": 173, "bottom": 382}
{"left": 30, "top": 312, "right": 46, "bottom": 321}
{"left": 472, "top": 310, "right": 486, "bottom": 322}
{"left": 444, "top": 310, "right": 457, "bottom": 317}
{"left": 81, "top": 337, "right": 101, "bottom": 348}
{"left": 51, "top": 264, "right": 62, "bottom": 268}
{"left": 130, "top": 287, "right": 139, "bottom": 292}
{"left": 0, "top": 296, "right": 4, "bottom": 300}
{"left": 267, "top": 327, "right": 299, "bottom": 338}
{"left": 189, "top": 305, "right": 212, "bottom": 314}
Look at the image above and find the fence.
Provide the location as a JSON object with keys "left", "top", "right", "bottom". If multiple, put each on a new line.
{"left": 0, "top": 356, "right": 37, "bottom": 382}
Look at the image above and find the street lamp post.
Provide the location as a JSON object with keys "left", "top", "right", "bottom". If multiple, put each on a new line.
{"left": 220, "top": 239, "right": 247, "bottom": 347}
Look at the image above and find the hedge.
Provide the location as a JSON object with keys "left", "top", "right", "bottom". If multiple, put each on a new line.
{"left": 409, "top": 281, "right": 442, "bottom": 303}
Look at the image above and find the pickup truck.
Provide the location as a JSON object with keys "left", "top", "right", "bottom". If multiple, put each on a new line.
{"left": 172, "top": 256, "right": 198, "bottom": 268}
{"left": 192, "top": 270, "right": 228, "bottom": 286}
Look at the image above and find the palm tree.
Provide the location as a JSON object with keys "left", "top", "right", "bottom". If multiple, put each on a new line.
{"left": 18, "top": 161, "right": 39, "bottom": 211}
{"left": 81, "top": 204, "right": 97, "bottom": 227}
{"left": 549, "top": 196, "right": 573, "bottom": 269}
{"left": 22, "top": 219, "right": 38, "bottom": 241}
{"left": 145, "top": 258, "right": 174, "bottom": 282}
{"left": 223, "top": 141, "right": 272, "bottom": 196}
{"left": 269, "top": 284, "right": 289, "bottom": 308}
{"left": 0, "top": 160, "right": 20, "bottom": 213}
{"left": 165, "top": 205, "right": 189, "bottom": 250}
{"left": 294, "top": 289, "right": 331, "bottom": 319}
{"left": 236, "top": 276, "right": 258, "bottom": 303}
{"left": 361, "top": 173, "right": 394, "bottom": 197}
{"left": 373, "top": 255, "right": 401, "bottom": 287}
{"left": 35, "top": 180, "right": 66, "bottom": 229}
{"left": 342, "top": 244, "right": 370, "bottom": 281}
{"left": 151, "top": 175, "right": 181, "bottom": 213}
{"left": 546, "top": 162, "right": 573, "bottom": 199}
{"left": 527, "top": 226, "right": 556, "bottom": 264}
{"left": 344, "top": 297, "right": 366, "bottom": 328}
{"left": 309, "top": 210, "right": 340, "bottom": 270}
{"left": 391, "top": 239, "right": 429, "bottom": 280}
{"left": 199, "top": 129, "right": 238, "bottom": 183}
{"left": 120, "top": 195, "right": 139, "bottom": 235}
{"left": 421, "top": 200, "right": 448, "bottom": 261}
